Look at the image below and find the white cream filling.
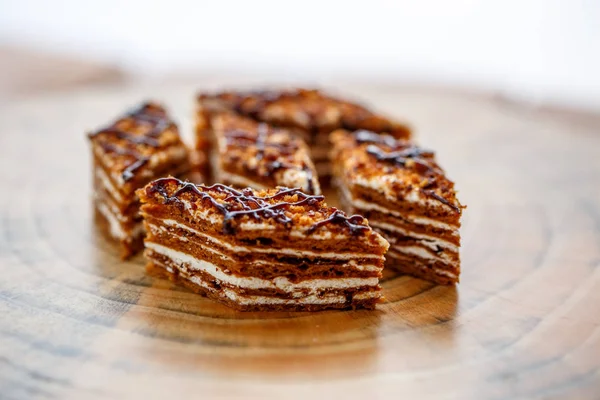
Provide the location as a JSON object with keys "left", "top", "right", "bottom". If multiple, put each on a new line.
{"left": 387, "top": 250, "right": 458, "bottom": 279}
{"left": 148, "top": 224, "right": 382, "bottom": 272}
{"left": 92, "top": 192, "right": 130, "bottom": 223}
{"left": 338, "top": 185, "right": 458, "bottom": 233}
{"left": 159, "top": 218, "right": 384, "bottom": 260}
{"left": 96, "top": 201, "right": 144, "bottom": 240}
{"left": 369, "top": 220, "right": 459, "bottom": 253}
{"left": 189, "top": 273, "right": 348, "bottom": 305}
{"left": 95, "top": 167, "right": 125, "bottom": 203}
{"left": 155, "top": 259, "right": 377, "bottom": 305}
{"left": 390, "top": 245, "right": 453, "bottom": 264}
{"left": 146, "top": 242, "right": 379, "bottom": 295}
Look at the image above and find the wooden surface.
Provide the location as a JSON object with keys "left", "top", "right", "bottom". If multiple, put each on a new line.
{"left": 1, "top": 82, "right": 600, "bottom": 399}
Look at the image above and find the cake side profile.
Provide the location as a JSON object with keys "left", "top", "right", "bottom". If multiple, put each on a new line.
{"left": 207, "top": 112, "right": 320, "bottom": 194}
{"left": 196, "top": 88, "right": 411, "bottom": 176}
{"left": 88, "top": 102, "right": 190, "bottom": 258}
{"left": 330, "top": 129, "right": 464, "bottom": 285}
{"left": 137, "top": 177, "right": 389, "bottom": 311}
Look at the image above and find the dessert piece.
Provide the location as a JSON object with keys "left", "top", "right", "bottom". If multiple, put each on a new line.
{"left": 196, "top": 88, "right": 411, "bottom": 176}
{"left": 137, "top": 177, "right": 389, "bottom": 311}
{"left": 88, "top": 102, "right": 190, "bottom": 258}
{"left": 208, "top": 112, "right": 321, "bottom": 194}
{"left": 330, "top": 130, "right": 464, "bottom": 285}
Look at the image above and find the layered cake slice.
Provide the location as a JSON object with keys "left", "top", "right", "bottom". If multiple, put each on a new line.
{"left": 196, "top": 88, "right": 411, "bottom": 176}
{"left": 208, "top": 112, "right": 321, "bottom": 194}
{"left": 330, "top": 130, "right": 464, "bottom": 285}
{"left": 137, "top": 177, "right": 389, "bottom": 311}
{"left": 88, "top": 102, "right": 190, "bottom": 258}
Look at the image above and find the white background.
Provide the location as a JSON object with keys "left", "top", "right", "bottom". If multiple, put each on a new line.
{"left": 1, "top": 0, "right": 599, "bottom": 110}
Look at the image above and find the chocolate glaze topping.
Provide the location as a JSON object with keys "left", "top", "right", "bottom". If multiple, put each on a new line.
{"left": 146, "top": 178, "right": 367, "bottom": 235}
{"left": 89, "top": 102, "right": 176, "bottom": 182}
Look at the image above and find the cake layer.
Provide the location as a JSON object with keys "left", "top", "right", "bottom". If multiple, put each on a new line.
{"left": 337, "top": 184, "right": 460, "bottom": 242}
{"left": 144, "top": 220, "right": 383, "bottom": 280}
{"left": 94, "top": 197, "right": 143, "bottom": 240}
{"left": 145, "top": 244, "right": 380, "bottom": 297}
{"left": 141, "top": 207, "right": 386, "bottom": 256}
{"left": 147, "top": 260, "right": 381, "bottom": 311}
{"left": 386, "top": 250, "right": 459, "bottom": 285}
{"left": 94, "top": 206, "right": 145, "bottom": 258}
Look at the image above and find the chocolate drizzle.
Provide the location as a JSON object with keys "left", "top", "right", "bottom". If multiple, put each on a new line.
{"left": 421, "top": 190, "right": 462, "bottom": 214}
{"left": 89, "top": 102, "right": 176, "bottom": 182}
{"left": 365, "top": 145, "right": 439, "bottom": 176}
{"left": 354, "top": 130, "right": 461, "bottom": 214}
{"left": 122, "top": 158, "right": 150, "bottom": 181}
{"left": 146, "top": 178, "right": 366, "bottom": 235}
{"left": 147, "top": 178, "right": 324, "bottom": 233}
{"left": 223, "top": 121, "right": 318, "bottom": 194}
{"left": 306, "top": 209, "right": 369, "bottom": 236}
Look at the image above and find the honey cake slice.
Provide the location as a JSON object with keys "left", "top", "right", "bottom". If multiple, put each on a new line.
{"left": 137, "top": 177, "right": 389, "bottom": 311}
{"left": 330, "top": 130, "right": 464, "bottom": 285}
{"left": 209, "top": 112, "right": 320, "bottom": 194}
{"left": 88, "top": 102, "right": 190, "bottom": 258}
{"left": 196, "top": 88, "right": 411, "bottom": 176}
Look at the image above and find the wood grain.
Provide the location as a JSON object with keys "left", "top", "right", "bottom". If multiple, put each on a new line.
{"left": 1, "top": 82, "right": 599, "bottom": 399}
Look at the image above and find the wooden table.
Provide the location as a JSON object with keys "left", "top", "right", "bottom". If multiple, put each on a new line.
{"left": 1, "top": 82, "right": 599, "bottom": 399}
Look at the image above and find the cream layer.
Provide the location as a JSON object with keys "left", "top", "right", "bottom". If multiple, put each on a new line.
{"left": 158, "top": 262, "right": 379, "bottom": 306}
{"left": 387, "top": 250, "right": 458, "bottom": 280}
{"left": 369, "top": 220, "right": 459, "bottom": 253}
{"left": 147, "top": 223, "right": 382, "bottom": 272}
{"left": 96, "top": 201, "right": 144, "bottom": 240}
{"left": 338, "top": 185, "right": 458, "bottom": 233}
{"left": 389, "top": 244, "right": 455, "bottom": 265}
{"left": 95, "top": 167, "right": 125, "bottom": 204}
{"left": 146, "top": 242, "right": 379, "bottom": 296}
{"left": 156, "top": 218, "right": 385, "bottom": 261}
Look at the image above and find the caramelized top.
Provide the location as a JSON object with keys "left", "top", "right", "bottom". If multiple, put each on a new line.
{"left": 212, "top": 113, "right": 320, "bottom": 194}
{"left": 138, "top": 177, "right": 376, "bottom": 237}
{"left": 88, "top": 102, "right": 186, "bottom": 182}
{"left": 330, "top": 130, "right": 463, "bottom": 214}
{"left": 197, "top": 88, "right": 411, "bottom": 139}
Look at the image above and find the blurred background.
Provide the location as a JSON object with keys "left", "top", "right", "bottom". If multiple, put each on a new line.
{"left": 1, "top": 0, "right": 599, "bottom": 111}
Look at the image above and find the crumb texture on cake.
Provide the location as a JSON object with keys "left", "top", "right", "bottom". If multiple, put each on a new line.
{"left": 138, "top": 177, "right": 389, "bottom": 311}
{"left": 330, "top": 129, "right": 463, "bottom": 285}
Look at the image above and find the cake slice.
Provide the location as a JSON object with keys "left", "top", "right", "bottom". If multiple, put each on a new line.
{"left": 208, "top": 112, "right": 320, "bottom": 194}
{"left": 330, "top": 130, "right": 464, "bottom": 285}
{"left": 88, "top": 102, "right": 190, "bottom": 258}
{"left": 196, "top": 88, "right": 411, "bottom": 176}
{"left": 137, "top": 177, "right": 389, "bottom": 311}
